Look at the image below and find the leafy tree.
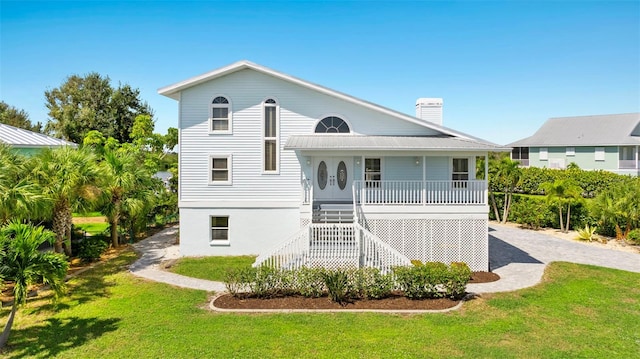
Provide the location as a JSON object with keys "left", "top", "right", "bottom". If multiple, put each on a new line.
{"left": 539, "top": 179, "right": 583, "bottom": 233}
{"left": 44, "top": 73, "right": 152, "bottom": 143}
{"left": 164, "top": 127, "right": 178, "bottom": 151}
{"left": 0, "top": 101, "right": 42, "bottom": 133}
{"left": 0, "top": 145, "right": 49, "bottom": 223}
{"left": 0, "top": 222, "right": 68, "bottom": 349}
{"left": 489, "top": 157, "right": 522, "bottom": 223}
{"left": 30, "top": 147, "right": 100, "bottom": 255}
{"left": 99, "top": 149, "right": 150, "bottom": 247}
{"left": 592, "top": 179, "right": 640, "bottom": 239}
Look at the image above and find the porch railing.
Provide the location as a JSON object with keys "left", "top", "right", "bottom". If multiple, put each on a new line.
{"left": 353, "top": 180, "right": 486, "bottom": 205}
{"left": 253, "top": 223, "right": 411, "bottom": 272}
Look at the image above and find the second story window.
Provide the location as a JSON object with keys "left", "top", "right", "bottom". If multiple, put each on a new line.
{"left": 263, "top": 98, "right": 278, "bottom": 172}
{"left": 211, "top": 96, "right": 231, "bottom": 133}
{"left": 452, "top": 158, "right": 469, "bottom": 188}
{"left": 315, "top": 116, "right": 350, "bottom": 133}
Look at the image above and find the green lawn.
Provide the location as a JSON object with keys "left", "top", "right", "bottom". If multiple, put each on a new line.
{"left": 2, "top": 252, "right": 639, "bottom": 358}
{"left": 168, "top": 255, "right": 256, "bottom": 281}
{"left": 72, "top": 212, "right": 104, "bottom": 218}
{"left": 73, "top": 222, "right": 109, "bottom": 235}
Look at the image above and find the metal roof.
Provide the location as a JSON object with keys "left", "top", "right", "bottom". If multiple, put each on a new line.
{"left": 508, "top": 113, "right": 640, "bottom": 147}
{"left": 158, "top": 60, "right": 492, "bottom": 142}
{"left": 285, "top": 135, "right": 509, "bottom": 152}
{"left": 0, "top": 123, "right": 77, "bottom": 148}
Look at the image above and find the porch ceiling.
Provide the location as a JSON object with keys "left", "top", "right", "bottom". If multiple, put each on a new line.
{"left": 285, "top": 135, "right": 509, "bottom": 152}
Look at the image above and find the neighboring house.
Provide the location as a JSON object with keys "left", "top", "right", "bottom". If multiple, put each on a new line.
{"left": 159, "top": 61, "right": 508, "bottom": 271}
{"left": 508, "top": 113, "right": 640, "bottom": 176}
{"left": 0, "top": 123, "right": 77, "bottom": 155}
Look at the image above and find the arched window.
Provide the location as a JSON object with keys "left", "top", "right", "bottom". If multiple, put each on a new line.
{"left": 263, "top": 98, "right": 279, "bottom": 172}
{"left": 314, "top": 116, "right": 350, "bottom": 133}
{"left": 210, "top": 96, "right": 231, "bottom": 133}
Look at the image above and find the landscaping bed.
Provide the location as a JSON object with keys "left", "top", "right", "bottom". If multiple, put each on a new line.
{"left": 213, "top": 270, "right": 499, "bottom": 311}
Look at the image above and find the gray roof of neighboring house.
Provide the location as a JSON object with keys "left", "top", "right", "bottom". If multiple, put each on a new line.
{"left": 508, "top": 113, "right": 640, "bottom": 147}
{"left": 285, "top": 135, "right": 509, "bottom": 152}
{"left": 0, "top": 123, "right": 77, "bottom": 148}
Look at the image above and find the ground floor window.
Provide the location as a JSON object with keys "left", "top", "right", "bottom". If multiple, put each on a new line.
{"left": 211, "top": 216, "right": 229, "bottom": 244}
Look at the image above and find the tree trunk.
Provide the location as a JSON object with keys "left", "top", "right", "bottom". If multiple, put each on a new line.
{"left": 501, "top": 191, "right": 510, "bottom": 223}
{"left": 565, "top": 204, "right": 571, "bottom": 233}
{"left": 503, "top": 192, "right": 513, "bottom": 223}
{"left": 0, "top": 301, "right": 17, "bottom": 349}
{"left": 52, "top": 202, "right": 66, "bottom": 253}
{"left": 490, "top": 191, "right": 501, "bottom": 222}
{"left": 558, "top": 206, "right": 564, "bottom": 232}
{"left": 63, "top": 204, "right": 73, "bottom": 257}
{"left": 111, "top": 216, "right": 119, "bottom": 248}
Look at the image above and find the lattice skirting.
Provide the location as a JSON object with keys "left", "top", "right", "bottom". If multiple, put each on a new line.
{"left": 361, "top": 218, "right": 488, "bottom": 271}
{"left": 300, "top": 218, "right": 311, "bottom": 228}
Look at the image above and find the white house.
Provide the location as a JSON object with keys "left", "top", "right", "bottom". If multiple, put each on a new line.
{"left": 159, "top": 61, "right": 508, "bottom": 271}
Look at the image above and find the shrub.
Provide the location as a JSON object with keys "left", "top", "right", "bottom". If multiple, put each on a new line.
{"left": 444, "top": 262, "right": 471, "bottom": 300}
{"left": 627, "top": 229, "right": 640, "bottom": 245}
{"left": 223, "top": 267, "right": 255, "bottom": 297}
{"left": 394, "top": 262, "right": 448, "bottom": 299}
{"left": 249, "top": 266, "right": 294, "bottom": 298}
{"left": 575, "top": 224, "right": 598, "bottom": 242}
{"left": 77, "top": 236, "right": 109, "bottom": 262}
{"left": 509, "top": 196, "right": 552, "bottom": 229}
{"left": 293, "top": 267, "right": 325, "bottom": 297}
{"left": 351, "top": 267, "right": 393, "bottom": 299}
{"left": 322, "top": 269, "right": 353, "bottom": 305}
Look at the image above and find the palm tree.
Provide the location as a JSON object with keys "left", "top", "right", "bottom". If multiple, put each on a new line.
{"left": 0, "top": 222, "right": 68, "bottom": 349}
{"left": 494, "top": 157, "right": 521, "bottom": 223}
{"left": 30, "top": 147, "right": 100, "bottom": 255}
{"left": 99, "top": 149, "right": 149, "bottom": 247}
{"left": 540, "top": 179, "right": 583, "bottom": 233}
{"left": 592, "top": 179, "right": 640, "bottom": 239}
{"left": 0, "top": 145, "right": 50, "bottom": 223}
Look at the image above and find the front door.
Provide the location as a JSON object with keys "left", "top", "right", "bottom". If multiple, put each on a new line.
{"left": 314, "top": 157, "right": 353, "bottom": 202}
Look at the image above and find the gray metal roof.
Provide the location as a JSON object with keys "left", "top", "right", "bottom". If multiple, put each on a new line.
{"left": 0, "top": 123, "right": 77, "bottom": 148}
{"left": 285, "top": 135, "right": 509, "bottom": 152}
{"left": 508, "top": 113, "right": 640, "bottom": 147}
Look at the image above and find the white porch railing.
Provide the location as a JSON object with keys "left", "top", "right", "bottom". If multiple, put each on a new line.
{"left": 353, "top": 180, "right": 486, "bottom": 205}
{"left": 253, "top": 223, "right": 411, "bottom": 272}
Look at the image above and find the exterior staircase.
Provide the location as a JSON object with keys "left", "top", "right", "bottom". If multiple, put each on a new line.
{"left": 312, "top": 203, "right": 354, "bottom": 223}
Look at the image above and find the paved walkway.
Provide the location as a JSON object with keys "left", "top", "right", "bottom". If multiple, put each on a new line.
{"left": 130, "top": 224, "right": 640, "bottom": 294}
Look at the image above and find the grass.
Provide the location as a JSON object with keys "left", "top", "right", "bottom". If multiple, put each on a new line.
{"left": 72, "top": 212, "right": 104, "bottom": 218}
{"left": 168, "top": 255, "right": 256, "bottom": 282}
{"left": 2, "top": 253, "right": 639, "bottom": 358}
{"left": 73, "top": 222, "right": 109, "bottom": 235}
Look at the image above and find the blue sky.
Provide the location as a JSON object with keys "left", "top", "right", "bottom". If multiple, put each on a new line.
{"left": 1, "top": 0, "right": 639, "bottom": 145}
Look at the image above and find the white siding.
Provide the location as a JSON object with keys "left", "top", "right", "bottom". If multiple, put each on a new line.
{"left": 425, "top": 157, "right": 449, "bottom": 180}
{"left": 179, "top": 69, "right": 440, "bottom": 202}
{"left": 384, "top": 156, "right": 422, "bottom": 181}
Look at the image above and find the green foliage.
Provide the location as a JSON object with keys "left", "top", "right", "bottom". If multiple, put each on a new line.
{"left": 394, "top": 262, "right": 449, "bottom": 299}
{"left": 322, "top": 269, "right": 353, "bottom": 305}
{"left": 509, "top": 196, "right": 553, "bottom": 229}
{"left": 223, "top": 267, "right": 256, "bottom": 297}
{"left": 250, "top": 266, "right": 294, "bottom": 298}
{"left": 575, "top": 224, "right": 598, "bottom": 242}
{"left": 293, "top": 266, "right": 325, "bottom": 298}
{"left": 591, "top": 178, "right": 640, "bottom": 238}
{"left": 44, "top": 72, "right": 152, "bottom": 143}
{"left": 351, "top": 267, "right": 393, "bottom": 299}
{"left": 0, "top": 101, "right": 42, "bottom": 132}
{"left": 444, "top": 262, "right": 472, "bottom": 300}
{"left": 77, "top": 236, "right": 109, "bottom": 262}
{"left": 626, "top": 229, "right": 640, "bottom": 245}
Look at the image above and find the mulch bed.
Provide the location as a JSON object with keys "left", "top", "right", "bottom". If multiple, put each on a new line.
{"left": 214, "top": 293, "right": 460, "bottom": 310}
{"left": 213, "top": 271, "right": 501, "bottom": 311}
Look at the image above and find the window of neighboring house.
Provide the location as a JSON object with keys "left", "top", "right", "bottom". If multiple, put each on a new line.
{"left": 210, "top": 96, "right": 231, "bottom": 133}
{"left": 210, "top": 155, "right": 231, "bottom": 184}
{"left": 595, "top": 147, "right": 605, "bottom": 161}
{"left": 539, "top": 148, "right": 548, "bottom": 161}
{"left": 511, "top": 147, "right": 529, "bottom": 166}
{"left": 566, "top": 147, "right": 575, "bottom": 156}
{"left": 619, "top": 146, "right": 635, "bottom": 160}
{"left": 263, "top": 98, "right": 278, "bottom": 172}
{"left": 364, "top": 158, "right": 381, "bottom": 187}
{"left": 452, "top": 158, "right": 469, "bottom": 188}
{"left": 315, "top": 116, "right": 350, "bottom": 133}
{"left": 210, "top": 216, "right": 229, "bottom": 244}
